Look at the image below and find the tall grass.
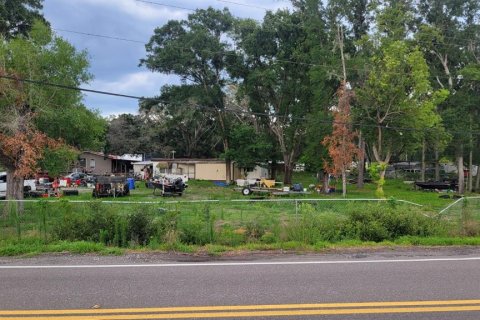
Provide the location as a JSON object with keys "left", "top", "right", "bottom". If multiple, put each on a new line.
{"left": 0, "top": 197, "right": 478, "bottom": 256}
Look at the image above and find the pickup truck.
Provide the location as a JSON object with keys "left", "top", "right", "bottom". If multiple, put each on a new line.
{"left": 0, "top": 172, "right": 36, "bottom": 199}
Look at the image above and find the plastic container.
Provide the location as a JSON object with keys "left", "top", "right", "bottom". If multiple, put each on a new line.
{"left": 127, "top": 178, "right": 135, "bottom": 190}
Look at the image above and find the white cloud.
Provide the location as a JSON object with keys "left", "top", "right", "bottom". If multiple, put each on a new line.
{"left": 90, "top": 71, "right": 178, "bottom": 96}
{"left": 76, "top": 0, "right": 187, "bottom": 21}
{"left": 83, "top": 71, "right": 180, "bottom": 116}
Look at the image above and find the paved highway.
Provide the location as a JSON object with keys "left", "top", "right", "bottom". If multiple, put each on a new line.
{"left": 1, "top": 248, "right": 480, "bottom": 319}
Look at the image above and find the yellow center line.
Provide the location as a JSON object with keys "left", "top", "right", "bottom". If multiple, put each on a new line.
{"left": 2, "top": 306, "right": 480, "bottom": 320}
{"left": 2, "top": 299, "right": 480, "bottom": 316}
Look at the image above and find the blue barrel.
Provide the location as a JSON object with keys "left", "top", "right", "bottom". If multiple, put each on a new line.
{"left": 127, "top": 178, "right": 135, "bottom": 190}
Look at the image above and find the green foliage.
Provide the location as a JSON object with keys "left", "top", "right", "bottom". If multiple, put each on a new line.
{"left": 127, "top": 209, "right": 154, "bottom": 246}
{"left": 37, "top": 146, "right": 78, "bottom": 178}
{"left": 0, "top": 20, "right": 105, "bottom": 178}
{"left": 224, "top": 124, "right": 273, "bottom": 173}
{"left": 141, "top": 8, "right": 235, "bottom": 158}
{"left": 0, "top": 1, "right": 47, "bottom": 39}
{"left": 245, "top": 220, "right": 266, "bottom": 241}
{"left": 342, "top": 204, "right": 441, "bottom": 242}
{"left": 285, "top": 204, "right": 344, "bottom": 244}
{"left": 368, "top": 162, "right": 387, "bottom": 198}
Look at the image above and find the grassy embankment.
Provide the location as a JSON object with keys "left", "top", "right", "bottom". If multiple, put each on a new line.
{"left": 1, "top": 173, "right": 479, "bottom": 256}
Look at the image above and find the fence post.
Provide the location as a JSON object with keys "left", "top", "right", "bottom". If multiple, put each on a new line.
{"left": 295, "top": 200, "right": 298, "bottom": 221}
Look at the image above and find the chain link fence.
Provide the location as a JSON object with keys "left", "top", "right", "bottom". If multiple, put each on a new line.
{"left": 1, "top": 198, "right": 426, "bottom": 243}
{"left": 437, "top": 197, "right": 480, "bottom": 236}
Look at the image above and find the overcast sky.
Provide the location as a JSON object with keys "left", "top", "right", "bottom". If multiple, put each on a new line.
{"left": 42, "top": 0, "right": 291, "bottom": 117}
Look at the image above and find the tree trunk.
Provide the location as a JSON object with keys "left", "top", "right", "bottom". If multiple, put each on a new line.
{"left": 457, "top": 146, "right": 464, "bottom": 194}
{"left": 468, "top": 149, "right": 473, "bottom": 193}
{"left": 283, "top": 162, "right": 293, "bottom": 185}
{"left": 271, "top": 160, "right": 277, "bottom": 180}
{"left": 282, "top": 152, "right": 294, "bottom": 185}
{"left": 6, "top": 170, "right": 24, "bottom": 201}
{"left": 377, "top": 165, "right": 387, "bottom": 198}
{"left": 225, "top": 158, "right": 232, "bottom": 184}
{"left": 357, "top": 136, "right": 365, "bottom": 189}
{"left": 475, "top": 164, "right": 480, "bottom": 192}
{"left": 322, "top": 170, "right": 329, "bottom": 194}
{"left": 5, "top": 170, "right": 24, "bottom": 215}
{"left": 468, "top": 126, "right": 473, "bottom": 192}
{"left": 421, "top": 139, "right": 426, "bottom": 182}
{"left": 435, "top": 149, "right": 440, "bottom": 181}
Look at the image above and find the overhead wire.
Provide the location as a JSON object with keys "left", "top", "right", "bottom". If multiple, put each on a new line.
{"left": 51, "top": 28, "right": 480, "bottom": 82}
{"left": 17, "top": 0, "right": 480, "bottom": 136}
{"left": 2, "top": 74, "right": 480, "bottom": 137}
{"left": 133, "top": 0, "right": 196, "bottom": 11}
{"left": 53, "top": 27, "right": 480, "bottom": 50}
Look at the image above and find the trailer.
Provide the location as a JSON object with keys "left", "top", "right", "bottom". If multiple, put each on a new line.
{"left": 92, "top": 176, "right": 129, "bottom": 198}
{"left": 239, "top": 180, "right": 310, "bottom": 196}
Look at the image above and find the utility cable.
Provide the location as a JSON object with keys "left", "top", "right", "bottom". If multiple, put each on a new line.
{"left": 2, "top": 74, "right": 480, "bottom": 136}
{"left": 52, "top": 28, "right": 480, "bottom": 82}
{"left": 133, "top": 0, "right": 196, "bottom": 11}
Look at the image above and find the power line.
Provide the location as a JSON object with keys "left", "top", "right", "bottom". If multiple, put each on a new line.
{"left": 215, "top": 0, "right": 270, "bottom": 11}
{"left": 54, "top": 28, "right": 145, "bottom": 44}
{"left": 2, "top": 74, "right": 480, "bottom": 136}
{"left": 133, "top": 0, "right": 195, "bottom": 11}
{"left": 54, "top": 25, "right": 480, "bottom": 52}
{"left": 51, "top": 28, "right": 480, "bottom": 82}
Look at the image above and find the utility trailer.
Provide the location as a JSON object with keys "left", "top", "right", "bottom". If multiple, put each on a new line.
{"left": 92, "top": 176, "right": 130, "bottom": 198}
{"left": 238, "top": 179, "right": 310, "bottom": 196}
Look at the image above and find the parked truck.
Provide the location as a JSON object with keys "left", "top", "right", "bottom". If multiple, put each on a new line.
{"left": 0, "top": 172, "right": 36, "bottom": 199}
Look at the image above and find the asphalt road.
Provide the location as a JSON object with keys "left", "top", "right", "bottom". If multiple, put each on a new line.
{"left": 1, "top": 248, "right": 480, "bottom": 319}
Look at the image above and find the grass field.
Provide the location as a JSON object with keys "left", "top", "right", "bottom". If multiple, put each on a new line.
{"left": 1, "top": 173, "right": 479, "bottom": 256}
{"left": 53, "top": 173, "right": 463, "bottom": 212}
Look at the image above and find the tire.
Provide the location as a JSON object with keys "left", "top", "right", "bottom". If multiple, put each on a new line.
{"left": 242, "top": 187, "right": 252, "bottom": 196}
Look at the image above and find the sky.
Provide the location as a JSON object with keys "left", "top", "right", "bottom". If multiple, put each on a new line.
{"left": 42, "top": 0, "right": 291, "bottom": 117}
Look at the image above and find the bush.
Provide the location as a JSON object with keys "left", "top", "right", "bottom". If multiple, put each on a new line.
{"left": 245, "top": 220, "right": 265, "bottom": 241}
{"left": 285, "top": 204, "right": 344, "bottom": 244}
{"left": 342, "top": 204, "right": 440, "bottom": 242}
{"left": 52, "top": 201, "right": 117, "bottom": 243}
{"left": 127, "top": 208, "right": 154, "bottom": 246}
{"left": 176, "top": 206, "right": 217, "bottom": 245}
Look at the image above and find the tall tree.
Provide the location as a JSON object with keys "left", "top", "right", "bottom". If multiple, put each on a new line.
{"left": 0, "top": 0, "right": 47, "bottom": 39}
{"left": 322, "top": 81, "right": 359, "bottom": 197}
{"left": 416, "top": 0, "right": 480, "bottom": 193}
{"left": 106, "top": 114, "right": 145, "bottom": 155}
{"left": 141, "top": 8, "right": 235, "bottom": 181}
{"left": 0, "top": 22, "right": 102, "bottom": 201}
{"left": 230, "top": 6, "right": 327, "bottom": 184}
{"left": 224, "top": 124, "right": 273, "bottom": 178}
{"left": 356, "top": 38, "right": 448, "bottom": 196}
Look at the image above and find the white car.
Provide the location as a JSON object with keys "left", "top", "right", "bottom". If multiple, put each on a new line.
{"left": 0, "top": 172, "right": 36, "bottom": 199}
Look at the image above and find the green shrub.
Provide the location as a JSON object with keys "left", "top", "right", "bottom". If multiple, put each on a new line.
{"left": 112, "top": 216, "right": 128, "bottom": 247}
{"left": 245, "top": 220, "right": 265, "bottom": 241}
{"left": 285, "top": 204, "right": 344, "bottom": 244}
{"left": 52, "top": 201, "right": 117, "bottom": 243}
{"left": 179, "top": 215, "right": 210, "bottom": 245}
{"left": 127, "top": 208, "right": 154, "bottom": 245}
{"left": 342, "top": 204, "right": 441, "bottom": 242}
